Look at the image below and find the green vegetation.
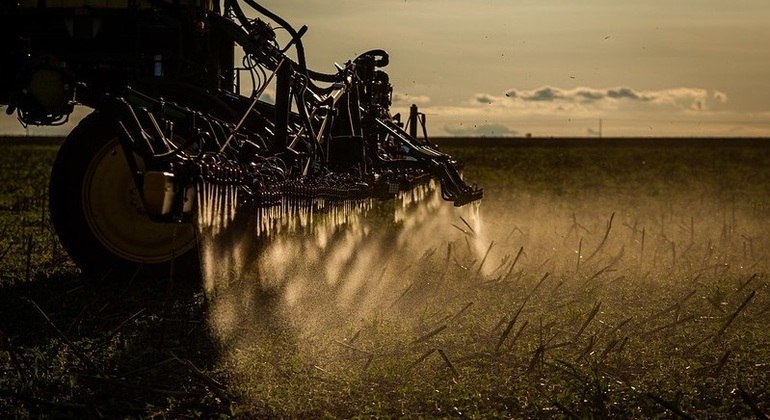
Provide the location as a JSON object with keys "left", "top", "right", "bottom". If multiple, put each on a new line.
{"left": 0, "top": 145, "right": 70, "bottom": 282}
{"left": 1, "top": 141, "right": 769, "bottom": 417}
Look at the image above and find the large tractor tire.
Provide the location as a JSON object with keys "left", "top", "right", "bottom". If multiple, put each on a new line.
{"left": 49, "top": 112, "right": 200, "bottom": 282}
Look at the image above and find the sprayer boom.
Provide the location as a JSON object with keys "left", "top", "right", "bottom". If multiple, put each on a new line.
{"left": 1, "top": 0, "right": 482, "bottom": 280}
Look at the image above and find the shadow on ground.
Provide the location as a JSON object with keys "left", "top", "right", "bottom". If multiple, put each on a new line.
{"left": 0, "top": 271, "right": 230, "bottom": 418}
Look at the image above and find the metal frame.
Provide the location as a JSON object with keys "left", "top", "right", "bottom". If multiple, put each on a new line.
{"left": 1, "top": 0, "right": 482, "bottom": 221}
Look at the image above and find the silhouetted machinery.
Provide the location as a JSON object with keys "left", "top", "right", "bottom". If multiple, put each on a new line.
{"left": 0, "top": 1, "right": 482, "bottom": 279}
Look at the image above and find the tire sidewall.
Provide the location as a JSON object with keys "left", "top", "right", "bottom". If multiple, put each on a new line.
{"left": 49, "top": 112, "right": 200, "bottom": 282}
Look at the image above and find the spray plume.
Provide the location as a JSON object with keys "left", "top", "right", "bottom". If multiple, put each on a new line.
{"left": 194, "top": 180, "right": 489, "bottom": 352}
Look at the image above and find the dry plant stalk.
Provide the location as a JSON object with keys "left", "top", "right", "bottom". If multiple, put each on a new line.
{"left": 716, "top": 290, "right": 756, "bottom": 338}
{"left": 451, "top": 302, "right": 474, "bottom": 322}
{"left": 643, "top": 314, "right": 697, "bottom": 337}
{"left": 576, "top": 237, "right": 583, "bottom": 273}
{"left": 476, "top": 241, "right": 495, "bottom": 276}
{"left": 495, "top": 272, "right": 550, "bottom": 353}
{"left": 713, "top": 349, "right": 731, "bottom": 376}
{"left": 639, "top": 289, "right": 697, "bottom": 328}
{"left": 27, "top": 298, "right": 101, "bottom": 373}
{"left": 412, "top": 325, "right": 448, "bottom": 345}
{"left": 334, "top": 339, "right": 373, "bottom": 356}
{"left": 526, "top": 345, "right": 545, "bottom": 373}
{"left": 646, "top": 393, "right": 696, "bottom": 420}
{"left": 437, "top": 349, "right": 459, "bottom": 377}
{"left": 585, "top": 212, "right": 615, "bottom": 262}
{"left": 168, "top": 350, "right": 227, "bottom": 392}
{"left": 407, "top": 349, "right": 437, "bottom": 371}
{"left": 737, "top": 384, "right": 770, "bottom": 420}
{"left": 25, "top": 234, "right": 33, "bottom": 281}
{"left": 502, "top": 246, "right": 525, "bottom": 282}
{"left": 459, "top": 216, "right": 475, "bottom": 236}
{"left": 505, "top": 320, "right": 529, "bottom": 351}
{"left": 574, "top": 301, "right": 602, "bottom": 341}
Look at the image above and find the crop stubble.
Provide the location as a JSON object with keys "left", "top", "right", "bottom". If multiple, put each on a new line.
{"left": 1, "top": 139, "right": 769, "bottom": 417}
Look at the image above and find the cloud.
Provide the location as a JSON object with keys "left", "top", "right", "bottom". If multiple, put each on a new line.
{"left": 401, "top": 85, "right": 756, "bottom": 137}
{"left": 521, "top": 87, "right": 565, "bottom": 102}
{"left": 474, "top": 94, "right": 495, "bottom": 105}
{"left": 475, "top": 86, "right": 733, "bottom": 116}
{"left": 575, "top": 90, "right": 605, "bottom": 102}
{"left": 607, "top": 87, "right": 650, "bottom": 101}
{"left": 392, "top": 92, "right": 431, "bottom": 105}
{"left": 444, "top": 123, "right": 517, "bottom": 137}
{"left": 503, "top": 86, "right": 695, "bottom": 106}
{"left": 713, "top": 90, "right": 728, "bottom": 104}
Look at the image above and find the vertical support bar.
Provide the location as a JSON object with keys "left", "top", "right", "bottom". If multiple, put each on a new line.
{"left": 274, "top": 61, "right": 292, "bottom": 150}
{"left": 409, "top": 103, "right": 418, "bottom": 139}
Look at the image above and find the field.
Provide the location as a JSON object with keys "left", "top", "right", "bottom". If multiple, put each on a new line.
{"left": 1, "top": 138, "right": 770, "bottom": 418}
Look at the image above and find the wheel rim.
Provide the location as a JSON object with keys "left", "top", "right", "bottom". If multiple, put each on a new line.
{"left": 82, "top": 138, "right": 197, "bottom": 264}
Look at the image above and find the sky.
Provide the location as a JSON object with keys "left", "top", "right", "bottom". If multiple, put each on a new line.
{"left": 2, "top": 0, "right": 770, "bottom": 137}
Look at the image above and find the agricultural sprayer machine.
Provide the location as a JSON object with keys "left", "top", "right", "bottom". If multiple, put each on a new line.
{"left": 0, "top": 0, "right": 482, "bottom": 281}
